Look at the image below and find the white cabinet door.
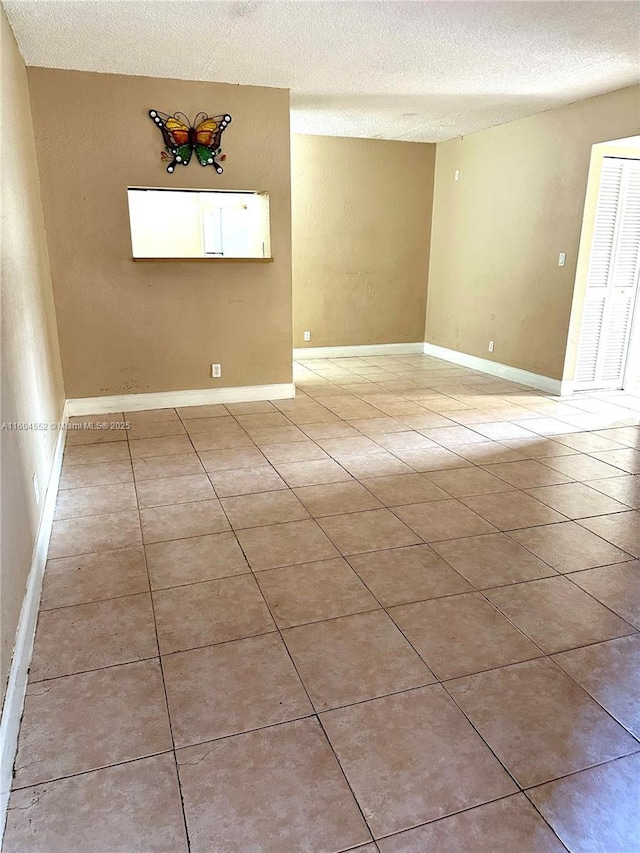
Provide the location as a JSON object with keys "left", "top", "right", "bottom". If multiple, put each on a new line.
{"left": 575, "top": 157, "right": 640, "bottom": 390}
{"left": 202, "top": 205, "right": 251, "bottom": 257}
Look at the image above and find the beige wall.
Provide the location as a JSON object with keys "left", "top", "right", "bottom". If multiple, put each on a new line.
{"left": 426, "top": 85, "right": 640, "bottom": 380}
{"left": 292, "top": 135, "right": 435, "bottom": 348}
{"left": 27, "top": 68, "right": 292, "bottom": 397}
{"left": 1, "top": 12, "right": 65, "bottom": 703}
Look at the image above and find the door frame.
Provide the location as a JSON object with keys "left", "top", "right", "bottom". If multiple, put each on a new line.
{"left": 622, "top": 284, "right": 640, "bottom": 391}
{"left": 562, "top": 138, "right": 640, "bottom": 395}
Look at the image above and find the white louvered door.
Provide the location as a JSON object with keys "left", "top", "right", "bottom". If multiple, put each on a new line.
{"left": 574, "top": 157, "right": 640, "bottom": 390}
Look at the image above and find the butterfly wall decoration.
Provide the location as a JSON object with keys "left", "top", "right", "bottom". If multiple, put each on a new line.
{"left": 148, "top": 110, "right": 232, "bottom": 174}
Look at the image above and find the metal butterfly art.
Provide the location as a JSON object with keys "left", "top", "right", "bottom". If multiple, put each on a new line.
{"left": 148, "top": 110, "right": 232, "bottom": 174}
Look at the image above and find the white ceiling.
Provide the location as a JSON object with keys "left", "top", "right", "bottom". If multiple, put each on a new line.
{"left": 4, "top": 0, "right": 640, "bottom": 142}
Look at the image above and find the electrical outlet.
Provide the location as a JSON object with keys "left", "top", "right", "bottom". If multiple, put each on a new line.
{"left": 488, "top": 340, "right": 495, "bottom": 353}
{"left": 558, "top": 252, "right": 566, "bottom": 267}
{"left": 303, "top": 331, "right": 311, "bottom": 342}
{"left": 32, "top": 472, "right": 40, "bottom": 504}
{"left": 454, "top": 169, "right": 460, "bottom": 182}
{"left": 211, "top": 363, "right": 222, "bottom": 378}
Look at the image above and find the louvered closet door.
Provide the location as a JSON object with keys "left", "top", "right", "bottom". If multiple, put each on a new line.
{"left": 574, "top": 157, "right": 640, "bottom": 390}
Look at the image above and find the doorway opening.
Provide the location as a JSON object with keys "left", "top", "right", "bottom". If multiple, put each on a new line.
{"left": 564, "top": 137, "right": 640, "bottom": 394}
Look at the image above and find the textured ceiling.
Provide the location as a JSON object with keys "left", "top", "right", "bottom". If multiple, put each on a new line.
{"left": 4, "top": 0, "right": 640, "bottom": 142}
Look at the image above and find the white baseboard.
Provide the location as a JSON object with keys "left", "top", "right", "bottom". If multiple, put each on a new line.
{"left": 293, "top": 343, "right": 424, "bottom": 360}
{"left": 67, "top": 383, "right": 295, "bottom": 416}
{"left": 423, "top": 342, "right": 563, "bottom": 395}
{"left": 0, "top": 402, "right": 69, "bottom": 837}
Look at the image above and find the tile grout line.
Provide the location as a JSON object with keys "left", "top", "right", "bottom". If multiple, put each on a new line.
{"left": 17, "top": 359, "right": 639, "bottom": 848}
{"left": 127, "top": 420, "right": 193, "bottom": 853}
{"left": 205, "top": 476, "right": 379, "bottom": 849}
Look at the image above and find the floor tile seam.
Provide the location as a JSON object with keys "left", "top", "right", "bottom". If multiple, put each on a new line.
{"left": 170, "top": 710, "right": 321, "bottom": 754}
{"left": 477, "top": 586, "right": 638, "bottom": 651}
{"left": 61, "top": 434, "right": 129, "bottom": 451}
{"left": 54, "top": 469, "right": 632, "bottom": 537}
{"left": 549, "top": 653, "right": 640, "bottom": 744}
{"left": 581, "top": 449, "right": 640, "bottom": 474}
{"left": 27, "top": 651, "right": 165, "bottom": 685}
{"left": 572, "top": 506, "right": 640, "bottom": 524}
{"left": 129, "top": 454, "right": 194, "bottom": 851}
{"left": 224, "top": 523, "right": 379, "bottom": 846}
{"left": 313, "top": 712, "right": 385, "bottom": 844}
{"left": 45, "top": 541, "right": 145, "bottom": 565}
{"left": 33, "top": 584, "right": 152, "bottom": 614}
{"left": 53, "top": 380, "right": 636, "bottom": 824}
{"left": 381, "top": 583, "right": 549, "bottom": 679}
{"left": 207, "top": 479, "right": 292, "bottom": 497}
{"left": 140, "top": 511, "right": 232, "bottom": 535}
{"left": 62, "top": 434, "right": 133, "bottom": 468}
{"left": 50, "top": 504, "right": 207, "bottom": 530}
{"left": 39, "top": 584, "right": 153, "bottom": 613}
{"left": 519, "top": 746, "right": 640, "bottom": 796}
{"left": 9, "top": 748, "right": 176, "bottom": 793}
{"left": 222, "top": 398, "right": 338, "bottom": 442}
{"left": 58, "top": 476, "right": 135, "bottom": 492}
{"left": 438, "top": 660, "right": 617, "bottom": 811}
{"left": 541, "top": 555, "right": 638, "bottom": 575}
{"left": 155, "top": 628, "right": 285, "bottom": 660}
{"left": 499, "top": 526, "right": 636, "bottom": 573}
{"left": 53, "top": 501, "right": 154, "bottom": 523}
{"left": 384, "top": 445, "right": 482, "bottom": 469}
{"left": 381, "top": 493, "right": 491, "bottom": 541}
{"left": 459, "top": 563, "right": 640, "bottom": 656}
{"left": 392, "top": 668, "right": 527, "bottom": 798}
{"left": 518, "top": 756, "right": 625, "bottom": 853}
{"left": 433, "top": 648, "right": 621, "bottom": 687}
{"left": 558, "top": 573, "right": 640, "bottom": 634}
{"left": 535, "top": 455, "right": 631, "bottom": 478}
{"left": 188, "top": 408, "right": 356, "bottom": 496}
{"left": 441, "top": 654, "right": 640, "bottom": 761}
{"left": 310, "top": 498, "right": 428, "bottom": 557}
{"left": 519, "top": 485, "right": 636, "bottom": 516}
{"left": 183, "top": 415, "right": 290, "bottom": 515}
{"left": 472, "top": 465, "right": 577, "bottom": 490}
{"left": 572, "top": 515, "right": 640, "bottom": 556}
{"left": 333, "top": 561, "right": 532, "bottom": 697}
{"left": 61, "top": 442, "right": 133, "bottom": 468}
{"left": 456, "top": 492, "right": 574, "bottom": 525}
{"left": 148, "top": 482, "right": 271, "bottom": 597}
{"left": 370, "top": 790, "right": 569, "bottom": 850}
{"left": 132, "top": 459, "right": 207, "bottom": 482}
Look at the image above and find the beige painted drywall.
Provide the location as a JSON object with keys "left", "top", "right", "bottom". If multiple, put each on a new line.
{"left": 292, "top": 135, "right": 435, "bottom": 348}
{"left": 0, "top": 11, "right": 65, "bottom": 704}
{"left": 426, "top": 85, "right": 640, "bottom": 380}
{"left": 27, "top": 68, "right": 292, "bottom": 398}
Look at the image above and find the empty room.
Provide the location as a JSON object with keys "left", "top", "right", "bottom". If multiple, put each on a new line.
{"left": 1, "top": 1, "right": 640, "bottom": 850}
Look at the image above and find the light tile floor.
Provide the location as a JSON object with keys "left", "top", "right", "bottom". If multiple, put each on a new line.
{"left": 4, "top": 353, "right": 640, "bottom": 852}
